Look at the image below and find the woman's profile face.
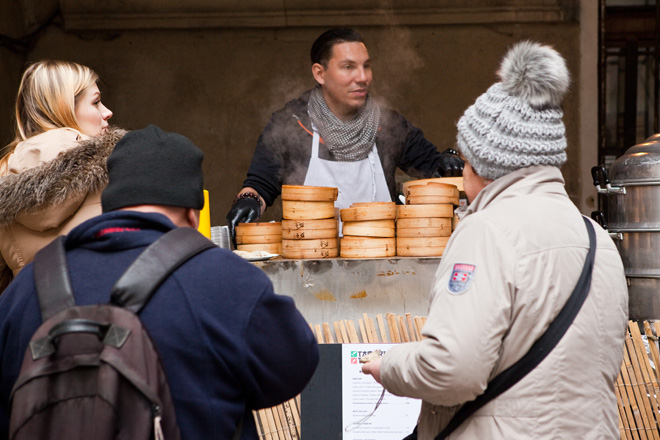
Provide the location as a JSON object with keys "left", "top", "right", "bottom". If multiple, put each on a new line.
{"left": 75, "top": 83, "right": 113, "bottom": 136}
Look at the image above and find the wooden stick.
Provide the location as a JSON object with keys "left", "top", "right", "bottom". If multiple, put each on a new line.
{"left": 333, "top": 321, "right": 344, "bottom": 343}
{"left": 322, "top": 322, "right": 335, "bottom": 344}
{"left": 386, "top": 313, "right": 397, "bottom": 343}
{"left": 346, "top": 320, "right": 360, "bottom": 343}
{"left": 398, "top": 316, "right": 410, "bottom": 343}
{"left": 368, "top": 317, "right": 379, "bottom": 343}
{"left": 314, "top": 324, "right": 324, "bottom": 344}
{"left": 414, "top": 316, "right": 424, "bottom": 340}
{"left": 377, "top": 314, "right": 389, "bottom": 343}
{"left": 339, "top": 320, "right": 350, "bottom": 344}
{"left": 406, "top": 314, "right": 417, "bottom": 342}
{"left": 281, "top": 399, "right": 299, "bottom": 440}
{"left": 358, "top": 318, "right": 370, "bottom": 343}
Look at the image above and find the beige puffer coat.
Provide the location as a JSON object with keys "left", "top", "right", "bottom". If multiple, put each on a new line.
{"left": 0, "top": 127, "right": 126, "bottom": 291}
{"left": 381, "top": 165, "right": 628, "bottom": 440}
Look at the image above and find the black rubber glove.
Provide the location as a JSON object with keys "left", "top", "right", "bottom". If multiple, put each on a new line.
{"left": 226, "top": 197, "right": 261, "bottom": 247}
{"left": 435, "top": 148, "right": 464, "bottom": 177}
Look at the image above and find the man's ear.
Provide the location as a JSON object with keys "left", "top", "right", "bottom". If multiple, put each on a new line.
{"left": 186, "top": 208, "right": 200, "bottom": 229}
{"left": 312, "top": 63, "right": 325, "bottom": 85}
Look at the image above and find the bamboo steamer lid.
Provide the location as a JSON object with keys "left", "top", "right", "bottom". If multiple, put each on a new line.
{"left": 282, "top": 247, "right": 339, "bottom": 259}
{"left": 282, "top": 238, "right": 339, "bottom": 250}
{"left": 281, "top": 185, "right": 338, "bottom": 201}
{"left": 281, "top": 218, "right": 338, "bottom": 230}
{"left": 340, "top": 237, "right": 396, "bottom": 258}
{"left": 396, "top": 226, "right": 451, "bottom": 238}
{"left": 406, "top": 183, "right": 457, "bottom": 197}
{"left": 235, "top": 222, "right": 282, "bottom": 236}
{"left": 402, "top": 177, "right": 464, "bottom": 193}
{"left": 397, "top": 217, "right": 451, "bottom": 228}
{"left": 236, "top": 243, "right": 282, "bottom": 254}
{"left": 397, "top": 204, "right": 454, "bottom": 218}
{"left": 282, "top": 227, "right": 337, "bottom": 240}
{"left": 282, "top": 200, "right": 336, "bottom": 220}
{"left": 406, "top": 195, "right": 460, "bottom": 205}
{"left": 342, "top": 220, "right": 395, "bottom": 238}
{"left": 340, "top": 203, "right": 396, "bottom": 222}
{"left": 235, "top": 233, "right": 282, "bottom": 244}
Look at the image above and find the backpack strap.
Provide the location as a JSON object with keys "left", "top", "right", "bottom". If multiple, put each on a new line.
{"left": 433, "top": 216, "right": 597, "bottom": 440}
{"left": 33, "top": 236, "right": 75, "bottom": 321}
{"left": 111, "top": 227, "right": 216, "bottom": 314}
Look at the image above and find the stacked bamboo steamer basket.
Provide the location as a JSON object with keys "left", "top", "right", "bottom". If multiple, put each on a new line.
{"left": 397, "top": 178, "right": 461, "bottom": 257}
{"left": 281, "top": 185, "right": 339, "bottom": 259}
{"left": 340, "top": 202, "right": 397, "bottom": 258}
{"left": 235, "top": 222, "right": 282, "bottom": 254}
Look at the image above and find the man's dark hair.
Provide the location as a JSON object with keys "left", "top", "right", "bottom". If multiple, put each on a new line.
{"left": 310, "top": 28, "right": 365, "bottom": 67}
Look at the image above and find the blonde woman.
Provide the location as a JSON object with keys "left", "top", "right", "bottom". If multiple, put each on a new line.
{"left": 0, "top": 60, "right": 126, "bottom": 291}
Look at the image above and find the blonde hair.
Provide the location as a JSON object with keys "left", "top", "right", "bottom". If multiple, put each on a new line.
{"left": 0, "top": 60, "right": 99, "bottom": 173}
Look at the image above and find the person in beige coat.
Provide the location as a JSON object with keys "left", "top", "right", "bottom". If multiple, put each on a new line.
{"left": 362, "top": 41, "right": 628, "bottom": 439}
{"left": 0, "top": 60, "right": 122, "bottom": 292}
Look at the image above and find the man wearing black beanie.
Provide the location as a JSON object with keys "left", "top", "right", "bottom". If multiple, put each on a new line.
{"left": 0, "top": 125, "right": 320, "bottom": 440}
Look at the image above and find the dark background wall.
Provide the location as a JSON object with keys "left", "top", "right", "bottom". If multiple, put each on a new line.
{"left": 0, "top": 1, "right": 594, "bottom": 224}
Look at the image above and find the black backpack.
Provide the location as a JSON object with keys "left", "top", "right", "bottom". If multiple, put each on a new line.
{"left": 8, "top": 227, "right": 215, "bottom": 440}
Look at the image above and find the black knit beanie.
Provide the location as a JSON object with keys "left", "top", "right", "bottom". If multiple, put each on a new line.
{"left": 101, "top": 125, "right": 204, "bottom": 212}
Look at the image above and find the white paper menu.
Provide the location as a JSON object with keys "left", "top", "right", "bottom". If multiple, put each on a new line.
{"left": 342, "top": 343, "right": 422, "bottom": 440}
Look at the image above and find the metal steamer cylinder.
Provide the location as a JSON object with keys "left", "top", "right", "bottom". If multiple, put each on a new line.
{"left": 593, "top": 133, "right": 660, "bottom": 319}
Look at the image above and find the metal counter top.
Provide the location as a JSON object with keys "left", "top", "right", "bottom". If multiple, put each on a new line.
{"left": 253, "top": 257, "right": 441, "bottom": 325}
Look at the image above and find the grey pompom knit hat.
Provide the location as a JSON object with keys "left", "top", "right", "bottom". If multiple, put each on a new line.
{"left": 456, "top": 41, "right": 570, "bottom": 181}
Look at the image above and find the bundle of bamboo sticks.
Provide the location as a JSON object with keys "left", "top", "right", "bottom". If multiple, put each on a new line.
{"left": 252, "top": 312, "right": 425, "bottom": 439}
{"left": 254, "top": 316, "right": 659, "bottom": 440}
{"left": 617, "top": 320, "right": 660, "bottom": 440}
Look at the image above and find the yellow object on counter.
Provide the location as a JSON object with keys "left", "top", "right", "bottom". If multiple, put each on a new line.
{"left": 197, "top": 189, "right": 211, "bottom": 238}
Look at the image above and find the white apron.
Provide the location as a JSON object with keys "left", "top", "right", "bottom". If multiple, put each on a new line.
{"left": 303, "top": 131, "right": 391, "bottom": 234}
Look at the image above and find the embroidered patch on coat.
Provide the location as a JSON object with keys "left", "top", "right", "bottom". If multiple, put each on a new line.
{"left": 447, "top": 263, "right": 476, "bottom": 295}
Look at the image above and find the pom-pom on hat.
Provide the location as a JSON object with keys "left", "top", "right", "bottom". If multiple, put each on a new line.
{"left": 102, "top": 125, "right": 204, "bottom": 212}
{"left": 456, "top": 41, "right": 570, "bottom": 181}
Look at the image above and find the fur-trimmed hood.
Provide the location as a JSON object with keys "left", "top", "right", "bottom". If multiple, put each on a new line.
{"left": 0, "top": 126, "right": 127, "bottom": 226}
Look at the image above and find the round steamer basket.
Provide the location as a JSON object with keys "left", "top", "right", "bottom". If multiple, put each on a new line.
{"left": 396, "top": 217, "right": 451, "bottom": 228}
{"left": 406, "top": 195, "right": 460, "bottom": 205}
{"left": 282, "top": 247, "right": 339, "bottom": 259}
{"left": 235, "top": 233, "right": 282, "bottom": 244}
{"left": 397, "top": 236, "right": 450, "bottom": 257}
{"left": 282, "top": 200, "right": 336, "bottom": 220}
{"left": 342, "top": 219, "right": 395, "bottom": 238}
{"left": 340, "top": 237, "right": 396, "bottom": 258}
{"left": 340, "top": 203, "right": 397, "bottom": 222}
{"left": 282, "top": 238, "right": 339, "bottom": 250}
{"left": 282, "top": 227, "right": 338, "bottom": 240}
{"left": 236, "top": 243, "right": 282, "bottom": 254}
{"left": 235, "top": 222, "right": 282, "bottom": 236}
{"left": 281, "top": 218, "right": 338, "bottom": 239}
{"left": 281, "top": 218, "right": 338, "bottom": 230}
{"left": 396, "top": 225, "right": 451, "bottom": 238}
{"left": 397, "top": 204, "right": 454, "bottom": 218}
{"left": 281, "top": 185, "right": 338, "bottom": 202}
{"left": 402, "top": 177, "right": 464, "bottom": 193}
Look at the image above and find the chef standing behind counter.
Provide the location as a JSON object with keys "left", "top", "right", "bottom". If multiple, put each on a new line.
{"left": 226, "top": 27, "right": 463, "bottom": 241}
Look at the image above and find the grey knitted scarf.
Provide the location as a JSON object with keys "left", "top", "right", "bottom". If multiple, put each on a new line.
{"left": 308, "top": 86, "right": 380, "bottom": 161}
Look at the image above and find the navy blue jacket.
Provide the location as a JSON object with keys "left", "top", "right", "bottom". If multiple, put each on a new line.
{"left": 0, "top": 211, "right": 319, "bottom": 440}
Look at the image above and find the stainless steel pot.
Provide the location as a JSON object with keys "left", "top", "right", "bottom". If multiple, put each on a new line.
{"left": 592, "top": 133, "right": 660, "bottom": 319}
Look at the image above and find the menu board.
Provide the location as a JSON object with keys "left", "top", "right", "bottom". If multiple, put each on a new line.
{"left": 342, "top": 344, "right": 421, "bottom": 440}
